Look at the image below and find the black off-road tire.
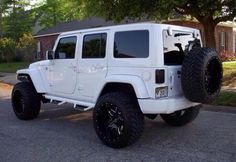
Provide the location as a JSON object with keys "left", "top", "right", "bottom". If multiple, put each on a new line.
{"left": 181, "top": 48, "right": 222, "bottom": 103}
{"left": 93, "top": 92, "right": 144, "bottom": 148}
{"left": 160, "top": 106, "right": 201, "bottom": 126}
{"left": 12, "top": 82, "right": 41, "bottom": 120}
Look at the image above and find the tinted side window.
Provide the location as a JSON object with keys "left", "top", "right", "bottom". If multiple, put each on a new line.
{"left": 55, "top": 36, "right": 77, "bottom": 59}
{"left": 82, "top": 33, "right": 107, "bottom": 58}
{"left": 114, "top": 30, "right": 149, "bottom": 58}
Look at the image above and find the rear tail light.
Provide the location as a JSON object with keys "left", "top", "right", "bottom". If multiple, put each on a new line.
{"left": 156, "top": 69, "right": 165, "bottom": 84}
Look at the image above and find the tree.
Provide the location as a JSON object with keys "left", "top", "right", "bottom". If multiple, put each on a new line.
{"left": 37, "top": 0, "right": 83, "bottom": 28}
{"left": 17, "top": 33, "right": 36, "bottom": 61}
{"left": 175, "top": 0, "right": 236, "bottom": 49}
{"left": 83, "top": 0, "right": 236, "bottom": 48}
{"left": 0, "top": 37, "right": 16, "bottom": 62}
{"left": 3, "top": 0, "right": 34, "bottom": 40}
{"left": 0, "top": 0, "right": 11, "bottom": 38}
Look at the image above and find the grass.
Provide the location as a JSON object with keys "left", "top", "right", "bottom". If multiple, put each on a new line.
{"left": 0, "top": 61, "right": 30, "bottom": 73}
{"left": 213, "top": 91, "right": 236, "bottom": 107}
{"left": 213, "top": 61, "right": 236, "bottom": 106}
{"left": 222, "top": 61, "right": 236, "bottom": 88}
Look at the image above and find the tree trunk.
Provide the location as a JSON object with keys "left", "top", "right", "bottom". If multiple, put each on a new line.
{"left": 201, "top": 21, "right": 217, "bottom": 49}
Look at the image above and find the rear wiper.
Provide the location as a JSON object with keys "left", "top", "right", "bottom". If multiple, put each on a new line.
{"left": 174, "top": 33, "right": 191, "bottom": 37}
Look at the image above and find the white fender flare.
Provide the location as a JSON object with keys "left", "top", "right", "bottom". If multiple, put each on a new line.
{"left": 102, "top": 75, "right": 149, "bottom": 99}
{"left": 17, "top": 69, "right": 47, "bottom": 93}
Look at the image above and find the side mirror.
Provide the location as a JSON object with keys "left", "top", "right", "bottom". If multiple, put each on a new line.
{"left": 46, "top": 50, "right": 55, "bottom": 60}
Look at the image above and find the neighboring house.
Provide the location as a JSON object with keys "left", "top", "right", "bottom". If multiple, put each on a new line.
{"left": 34, "top": 18, "right": 236, "bottom": 60}
{"left": 34, "top": 18, "right": 113, "bottom": 59}
{"left": 165, "top": 20, "right": 236, "bottom": 54}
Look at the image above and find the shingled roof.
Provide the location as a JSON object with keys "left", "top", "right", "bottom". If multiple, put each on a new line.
{"left": 34, "top": 17, "right": 114, "bottom": 37}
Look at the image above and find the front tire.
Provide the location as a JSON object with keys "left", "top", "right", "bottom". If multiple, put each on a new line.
{"left": 12, "top": 82, "right": 41, "bottom": 120}
{"left": 93, "top": 92, "right": 144, "bottom": 148}
{"left": 160, "top": 106, "right": 201, "bottom": 126}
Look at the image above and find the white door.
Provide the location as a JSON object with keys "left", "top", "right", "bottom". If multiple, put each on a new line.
{"left": 77, "top": 32, "right": 108, "bottom": 98}
{"left": 50, "top": 36, "right": 78, "bottom": 94}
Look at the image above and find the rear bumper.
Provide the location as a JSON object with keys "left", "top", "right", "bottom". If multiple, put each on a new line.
{"left": 138, "top": 97, "right": 200, "bottom": 114}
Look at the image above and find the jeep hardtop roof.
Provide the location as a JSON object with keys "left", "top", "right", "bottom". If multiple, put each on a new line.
{"left": 60, "top": 22, "right": 199, "bottom": 36}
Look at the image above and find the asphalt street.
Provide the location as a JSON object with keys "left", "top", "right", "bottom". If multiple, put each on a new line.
{"left": 0, "top": 98, "right": 236, "bottom": 162}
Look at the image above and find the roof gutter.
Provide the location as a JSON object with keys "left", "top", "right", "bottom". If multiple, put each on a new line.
{"left": 33, "top": 32, "right": 61, "bottom": 38}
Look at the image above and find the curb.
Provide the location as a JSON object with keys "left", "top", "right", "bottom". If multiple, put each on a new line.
{"left": 202, "top": 104, "right": 236, "bottom": 114}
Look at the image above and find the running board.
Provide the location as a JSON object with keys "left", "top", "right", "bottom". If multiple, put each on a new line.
{"left": 43, "top": 95, "right": 95, "bottom": 111}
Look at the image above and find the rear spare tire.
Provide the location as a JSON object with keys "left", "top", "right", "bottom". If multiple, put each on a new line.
{"left": 181, "top": 48, "right": 222, "bottom": 103}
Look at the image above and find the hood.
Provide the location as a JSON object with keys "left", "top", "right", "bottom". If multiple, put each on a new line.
{"left": 29, "top": 60, "right": 51, "bottom": 69}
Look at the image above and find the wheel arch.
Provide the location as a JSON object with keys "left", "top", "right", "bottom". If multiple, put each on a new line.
{"left": 17, "top": 69, "right": 47, "bottom": 93}
{"left": 97, "top": 75, "right": 149, "bottom": 101}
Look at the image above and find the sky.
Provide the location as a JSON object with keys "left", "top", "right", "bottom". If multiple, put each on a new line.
{"left": 26, "top": 0, "right": 45, "bottom": 10}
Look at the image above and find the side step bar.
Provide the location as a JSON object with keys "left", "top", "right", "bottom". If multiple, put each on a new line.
{"left": 43, "top": 95, "right": 95, "bottom": 111}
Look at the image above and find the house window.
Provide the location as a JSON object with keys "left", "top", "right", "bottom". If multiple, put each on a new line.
{"left": 36, "top": 41, "right": 41, "bottom": 59}
{"left": 220, "top": 32, "right": 226, "bottom": 50}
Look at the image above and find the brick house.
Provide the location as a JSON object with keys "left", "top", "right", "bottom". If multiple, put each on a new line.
{"left": 164, "top": 20, "right": 236, "bottom": 54}
{"left": 34, "top": 18, "right": 236, "bottom": 59}
{"left": 34, "top": 18, "right": 113, "bottom": 59}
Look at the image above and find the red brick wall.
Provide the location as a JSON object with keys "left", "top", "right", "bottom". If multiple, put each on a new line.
{"left": 35, "top": 35, "right": 59, "bottom": 59}
{"left": 215, "top": 26, "right": 233, "bottom": 53}
{"left": 164, "top": 21, "right": 234, "bottom": 53}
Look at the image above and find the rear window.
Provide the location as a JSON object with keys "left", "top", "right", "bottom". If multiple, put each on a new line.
{"left": 163, "top": 30, "right": 201, "bottom": 65}
{"left": 114, "top": 30, "right": 149, "bottom": 58}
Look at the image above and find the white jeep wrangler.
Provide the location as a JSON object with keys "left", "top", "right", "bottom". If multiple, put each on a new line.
{"left": 12, "top": 23, "right": 222, "bottom": 148}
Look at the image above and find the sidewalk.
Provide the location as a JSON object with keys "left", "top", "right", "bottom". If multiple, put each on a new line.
{"left": 0, "top": 72, "right": 18, "bottom": 85}
{"left": 0, "top": 82, "right": 12, "bottom": 99}
{"left": 222, "top": 86, "right": 236, "bottom": 93}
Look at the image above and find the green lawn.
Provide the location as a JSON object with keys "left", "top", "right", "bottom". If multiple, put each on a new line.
{"left": 0, "top": 61, "right": 30, "bottom": 73}
{"left": 213, "top": 61, "right": 236, "bottom": 106}
{"left": 222, "top": 61, "right": 236, "bottom": 79}
{"left": 213, "top": 91, "right": 236, "bottom": 107}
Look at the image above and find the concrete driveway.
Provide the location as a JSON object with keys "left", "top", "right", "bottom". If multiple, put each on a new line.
{"left": 0, "top": 96, "right": 236, "bottom": 162}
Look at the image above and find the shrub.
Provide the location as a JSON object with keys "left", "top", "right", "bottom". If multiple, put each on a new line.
{"left": 17, "top": 33, "right": 37, "bottom": 62}
{"left": 0, "top": 37, "right": 16, "bottom": 62}
{"left": 220, "top": 51, "right": 236, "bottom": 62}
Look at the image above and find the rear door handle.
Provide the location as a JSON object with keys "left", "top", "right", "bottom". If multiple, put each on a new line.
{"left": 170, "top": 72, "right": 174, "bottom": 89}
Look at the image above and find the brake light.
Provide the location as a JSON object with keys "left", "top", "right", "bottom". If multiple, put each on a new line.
{"left": 156, "top": 69, "right": 165, "bottom": 84}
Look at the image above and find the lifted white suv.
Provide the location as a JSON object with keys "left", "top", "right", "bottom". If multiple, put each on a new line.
{"left": 12, "top": 23, "right": 222, "bottom": 148}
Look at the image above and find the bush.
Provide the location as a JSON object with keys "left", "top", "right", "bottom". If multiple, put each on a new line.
{"left": 220, "top": 51, "right": 236, "bottom": 62}
{"left": 17, "top": 33, "right": 37, "bottom": 62}
{"left": 0, "top": 37, "right": 16, "bottom": 62}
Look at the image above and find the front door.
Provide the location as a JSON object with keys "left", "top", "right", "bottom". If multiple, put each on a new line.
{"left": 50, "top": 36, "right": 78, "bottom": 94}
{"left": 77, "top": 32, "right": 108, "bottom": 98}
